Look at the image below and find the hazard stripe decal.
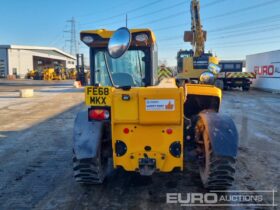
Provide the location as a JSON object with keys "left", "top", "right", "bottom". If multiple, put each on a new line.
{"left": 158, "top": 67, "right": 173, "bottom": 81}
{"left": 226, "top": 72, "right": 256, "bottom": 78}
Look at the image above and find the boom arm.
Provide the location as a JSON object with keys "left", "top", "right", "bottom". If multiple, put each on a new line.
{"left": 184, "top": 0, "right": 206, "bottom": 57}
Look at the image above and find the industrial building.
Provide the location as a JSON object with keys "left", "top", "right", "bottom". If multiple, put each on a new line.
{"left": 246, "top": 50, "right": 280, "bottom": 92}
{"left": 0, "top": 45, "right": 76, "bottom": 78}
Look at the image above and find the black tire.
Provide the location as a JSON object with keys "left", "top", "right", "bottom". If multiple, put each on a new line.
{"left": 195, "top": 117, "right": 236, "bottom": 189}
{"left": 242, "top": 86, "right": 250, "bottom": 91}
{"left": 214, "top": 80, "right": 224, "bottom": 90}
{"left": 73, "top": 148, "right": 107, "bottom": 184}
{"left": 33, "top": 73, "right": 39, "bottom": 80}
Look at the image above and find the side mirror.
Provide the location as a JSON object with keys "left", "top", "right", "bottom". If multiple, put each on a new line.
{"left": 108, "top": 27, "right": 131, "bottom": 59}
{"left": 208, "top": 63, "right": 221, "bottom": 74}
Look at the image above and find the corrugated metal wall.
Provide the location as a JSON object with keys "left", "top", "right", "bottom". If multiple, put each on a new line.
{"left": 246, "top": 50, "right": 280, "bottom": 92}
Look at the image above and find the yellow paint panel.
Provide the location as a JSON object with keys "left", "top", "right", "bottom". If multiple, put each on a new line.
{"left": 179, "top": 56, "right": 219, "bottom": 79}
{"left": 112, "top": 124, "right": 183, "bottom": 172}
{"left": 157, "top": 78, "right": 177, "bottom": 88}
{"left": 111, "top": 87, "right": 184, "bottom": 172}
{"left": 112, "top": 89, "right": 139, "bottom": 123}
{"left": 138, "top": 88, "right": 183, "bottom": 125}
{"left": 186, "top": 84, "right": 222, "bottom": 99}
{"left": 209, "top": 56, "right": 219, "bottom": 65}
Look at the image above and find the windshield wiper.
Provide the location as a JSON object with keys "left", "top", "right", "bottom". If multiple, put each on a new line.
{"left": 137, "top": 51, "right": 144, "bottom": 86}
{"left": 103, "top": 52, "right": 131, "bottom": 90}
{"left": 103, "top": 52, "right": 116, "bottom": 87}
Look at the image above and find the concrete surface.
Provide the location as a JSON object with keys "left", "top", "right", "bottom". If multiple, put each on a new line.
{"left": 0, "top": 80, "right": 279, "bottom": 210}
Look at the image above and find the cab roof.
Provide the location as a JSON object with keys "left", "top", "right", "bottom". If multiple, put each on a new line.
{"left": 81, "top": 28, "right": 156, "bottom": 43}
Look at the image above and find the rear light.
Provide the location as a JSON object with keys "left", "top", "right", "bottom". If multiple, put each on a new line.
{"left": 89, "top": 109, "right": 110, "bottom": 120}
{"left": 123, "top": 128, "right": 130, "bottom": 134}
{"left": 166, "top": 128, "right": 173, "bottom": 135}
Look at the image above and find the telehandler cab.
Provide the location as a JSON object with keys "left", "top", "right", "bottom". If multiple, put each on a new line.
{"left": 73, "top": 27, "right": 238, "bottom": 189}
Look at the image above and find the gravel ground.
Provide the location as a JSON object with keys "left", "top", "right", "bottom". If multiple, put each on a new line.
{"left": 0, "top": 80, "right": 279, "bottom": 210}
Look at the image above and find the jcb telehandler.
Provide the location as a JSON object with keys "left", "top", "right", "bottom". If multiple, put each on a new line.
{"left": 73, "top": 28, "right": 238, "bottom": 189}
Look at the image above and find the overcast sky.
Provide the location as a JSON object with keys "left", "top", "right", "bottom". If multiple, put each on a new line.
{"left": 1, "top": 0, "right": 280, "bottom": 66}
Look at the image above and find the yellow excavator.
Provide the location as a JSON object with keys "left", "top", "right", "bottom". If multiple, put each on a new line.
{"left": 177, "top": 0, "right": 219, "bottom": 80}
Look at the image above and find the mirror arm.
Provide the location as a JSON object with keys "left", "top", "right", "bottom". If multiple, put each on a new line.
{"left": 103, "top": 52, "right": 117, "bottom": 88}
{"left": 103, "top": 51, "right": 131, "bottom": 90}
{"left": 137, "top": 51, "right": 144, "bottom": 84}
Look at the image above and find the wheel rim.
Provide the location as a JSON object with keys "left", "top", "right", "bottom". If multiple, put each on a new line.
{"left": 195, "top": 118, "right": 210, "bottom": 184}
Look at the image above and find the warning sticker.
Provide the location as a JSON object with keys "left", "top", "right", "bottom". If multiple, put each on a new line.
{"left": 146, "top": 99, "right": 175, "bottom": 111}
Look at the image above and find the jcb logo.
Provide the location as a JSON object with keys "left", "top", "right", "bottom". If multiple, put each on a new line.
{"left": 254, "top": 65, "right": 274, "bottom": 76}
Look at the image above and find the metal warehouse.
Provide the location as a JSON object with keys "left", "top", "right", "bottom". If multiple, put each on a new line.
{"left": 0, "top": 45, "right": 76, "bottom": 78}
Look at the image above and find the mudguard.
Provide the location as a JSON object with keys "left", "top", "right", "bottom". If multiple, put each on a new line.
{"left": 73, "top": 110, "right": 103, "bottom": 160}
{"left": 199, "top": 111, "right": 239, "bottom": 157}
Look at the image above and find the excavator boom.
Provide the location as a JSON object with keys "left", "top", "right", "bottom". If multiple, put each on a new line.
{"left": 177, "top": 0, "right": 218, "bottom": 80}
{"left": 184, "top": 0, "right": 206, "bottom": 57}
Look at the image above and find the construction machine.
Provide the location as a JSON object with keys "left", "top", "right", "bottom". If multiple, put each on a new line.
{"left": 72, "top": 27, "right": 238, "bottom": 189}
{"left": 53, "top": 65, "right": 67, "bottom": 80}
{"left": 33, "top": 69, "right": 44, "bottom": 80}
{"left": 43, "top": 68, "right": 55, "bottom": 80}
{"left": 42, "top": 65, "right": 67, "bottom": 80}
{"left": 177, "top": 0, "right": 219, "bottom": 81}
{"left": 76, "top": 54, "right": 88, "bottom": 85}
{"left": 218, "top": 60, "right": 256, "bottom": 91}
{"left": 26, "top": 70, "right": 36, "bottom": 79}
{"left": 66, "top": 68, "right": 77, "bottom": 80}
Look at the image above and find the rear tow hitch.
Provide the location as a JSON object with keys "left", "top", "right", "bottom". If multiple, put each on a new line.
{"left": 138, "top": 156, "right": 156, "bottom": 176}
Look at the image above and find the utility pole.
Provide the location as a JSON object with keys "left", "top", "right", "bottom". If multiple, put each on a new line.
{"left": 64, "top": 17, "right": 78, "bottom": 55}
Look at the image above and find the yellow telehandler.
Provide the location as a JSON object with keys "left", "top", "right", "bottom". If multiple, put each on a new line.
{"left": 72, "top": 28, "right": 238, "bottom": 189}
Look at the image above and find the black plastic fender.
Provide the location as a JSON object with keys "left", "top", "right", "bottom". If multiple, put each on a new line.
{"left": 73, "top": 110, "right": 103, "bottom": 160}
{"left": 198, "top": 111, "right": 239, "bottom": 157}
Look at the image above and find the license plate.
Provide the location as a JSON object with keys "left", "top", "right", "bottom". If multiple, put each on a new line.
{"left": 235, "top": 81, "right": 243, "bottom": 84}
{"left": 85, "top": 86, "right": 112, "bottom": 106}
